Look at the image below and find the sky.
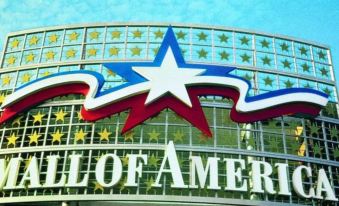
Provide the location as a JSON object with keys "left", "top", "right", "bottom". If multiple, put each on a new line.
{"left": 0, "top": 0, "right": 338, "bottom": 88}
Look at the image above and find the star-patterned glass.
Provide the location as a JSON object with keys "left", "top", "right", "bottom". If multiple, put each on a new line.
{"left": 235, "top": 32, "right": 252, "bottom": 49}
{"left": 191, "top": 29, "right": 211, "bottom": 46}
{"left": 313, "top": 47, "right": 329, "bottom": 63}
{"left": 149, "top": 27, "right": 166, "bottom": 43}
{"left": 86, "top": 27, "right": 105, "bottom": 44}
{"left": 7, "top": 35, "right": 25, "bottom": 52}
{"left": 255, "top": 35, "right": 273, "bottom": 53}
{"left": 318, "top": 83, "right": 335, "bottom": 102}
{"left": 277, "top": 55, "right": 295, "bottom": 73}
{"left": 106, "top": 26, "right": 126, "bottom": 43}
{"left": 235, "top": 50, "right": 253, "bottom": 66}
{"left": 61, "top": 45, "right": 81, "bottom": 61}
{"left": 0, "top": 72, "right": 17, "bottom": 90}
{"left": 84, "top": 44, "right": 103, "bottom": 60}
{"left": 3, "top": 52, "right": 22, "bottom": 67}
{"left": 104, "top": 43, "right": 125, "bottom": 60}
{"left": 44, "top": 30, "right": 64, "bottom": 46}
{"left": 64, "top": 29, "right": 84, "bottom": 45}
{"left": 315, "top": 63, "right": 331, "bottom": 80}
{"left": 275, "top": 38, "right": 293, "bottom": 56}
{"left": 214, "top": 30, "right": 233, "bottom": 47}
{"left": 24, "top": 33, "right": 44, "bottom": 49}
{"left": 126, "top": 43, "right": 146, "bottom": 59}
{"left": 256, "top": 52, "right": 275, "bottom": 69}
{"left": 21, "top": 49, "right": 40, "bottom": 65}
{"left": 127, "top": 27, "right": 147, "bottom": 43}
{"left": 258, "top": 72, "right": 278, "bottom": 93}
{"left": 41, "top": 47, "right": 61, "bottom": 63}
{"left": 16, "top": 69, "right": 37, "bottom": 88}
{"left": 296, "top": 59, "right": 314, "bottom": 76}
{"left": 59, "top": 65, "right": 80, "bottom": 72}
{"left": 173, "top": 27, "right": 190, "bottom": 44}
{"left": 294, "top": 42, "right": 311, "bottom": 60}
{"left": 148, "top": 43, "right": 162, "bottom": 60}
{"left": 214, "top": 47, "right": 233, "bottom": 64}
{"left": 192, "top": 45, "right": 212, "bottom": 62}
{"left": 299, "top": 79, "right": 316, "bottom": 89}
{"left": 279, "top": 76, "right": 297, "bottom": 89}
{"left": 37, "top": 67, "right": 58, "bottom": 78}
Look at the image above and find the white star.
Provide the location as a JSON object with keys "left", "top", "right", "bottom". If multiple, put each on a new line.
{"left": 133, "top": 47, "right": 205, "bottom": 107}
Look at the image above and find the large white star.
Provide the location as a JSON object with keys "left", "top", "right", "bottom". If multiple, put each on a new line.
{"left": 132, "top": 47, "right": 205, "bottom": 107}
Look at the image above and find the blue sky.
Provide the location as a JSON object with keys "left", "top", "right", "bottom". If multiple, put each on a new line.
{"left": 0, "top": 0, "right": 338, "bottom": 88}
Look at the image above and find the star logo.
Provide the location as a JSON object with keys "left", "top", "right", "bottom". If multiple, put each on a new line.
{"left": 0, "top": 27, "right": 329, "bottom": 139}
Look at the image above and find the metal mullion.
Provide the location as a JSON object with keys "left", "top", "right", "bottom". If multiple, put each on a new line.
{"left": 189, "top": 27, "right": 193, "bottom": 61}
{"left": 37, "top": 32, "right": 46, "bottom": 63}
{"left": 42, "top": 107, "right": 52, "bottom": 147}
{"left": 291, "top": 41, "right": 298, "bottom": 74}
{"left": 58, "top": 29, "right": 66, "bottom": 62}
{"left": 146, "top": 26, "right": 150, "bottom": 60}
{"left": 124, "top": 26, "right": 128, "bottom": 59}
{"left": 81, "top": 27, "right": 87, "bottom": 60}
{"left": 19, "top": 33, "right": 27, "bottom": 66}
{"left": 101, "top": 26, "right": 108, "bottom": 59}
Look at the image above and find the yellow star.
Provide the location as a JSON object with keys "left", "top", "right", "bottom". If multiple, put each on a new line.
{"left": 42, "top": 71, "right": 51, "bottom": 77}
{"left": 29, "top": 36, "right": 39, "bottom": 46}
{"left": 199, "top": 133, "right": 210, "bottom": 143}
{"left": 2, "top": 75, "right": 12, "bottom": 86}
{"left": 68, "top": 32, "right": 79, "bottom": 41}
{"left": 130, "top": 46, "right": 141, "bottom": 56}
{"left": 93, "top": 181, "right": 104, "bottom": 192}
{"left": 6, "top": 56, "right": 16, "bottom": 65}
{"left": 48, "top": 34, "right": 59, "bottom": 44}
{"left": 77, "top": 111, "right": 84, "bottom": 120}
{"left": 148, "top": 129, "right": 160, "bottom": 142}
{"left": 132, "top": 29, "right": 142, "bottom": 39}
{"left": 154, "top": 29, "right": 164, "bottom": 39}
{"left": 145, "top": 177, "right": 155, "bottom": 192}
{"left": 45, "top": 51, "right": 55, "bottom": 60}
{"left": 121, "top": 155, "right": 129, "bottom": 166}
{"left": 75, "top": 128, "right": 87, "bottom": 142}
{"left": 29, "top": 130, "right": 42, "bottom": 145}
{"left": 6, "top": 133, "right": 19, "bottom": 146}
{"left": 87, "top": 48, "right": 97, "bottom": 57}
{"left": 98, "top": 128, "right": 111, "bottom": 141}
{"left": 107, "top": 69, "right": 116, "bottom": 77}
{"left": 95, "top": 153, "right": 106, "bottom": 161}
{"left": 51, "top": 129, "right": 64, "bottom": 143}
{"left": 25, "top": 53, "right": 35, "bottom": 63}
{"left": 12, "top": 116, "right": 23, "bottom": 126}
{"left": 66, "top": 49, "right": 76, "bottom": 58}
{"left": 111, "top": 30, "right": 121, "bottom": 39}
{"left": 173, "top": 130, "right": 184, "bottom": 143}
{"left": 10, "top": 39, "right": 20, "bottom": 48}
{"left": 0, "top": 93, "right": 6, "bottom": 104}
{"left": 89, "top": 31, "right": 100, "bottom": 40}
{"left": 24, "top": 156, "right": 32, "bottom": 170}
{"left": 124, "top": 131, "right": 134, "bottom": 142}
{"left": 54, "top": 109, "right": 68, "bottom": 122}
{"left": 21, "top": 73, "right": 31, "bottom": 83}
{"left": 109, "top": 47, "right": 120, "bottom": 56}
{"left": 32, "top": 111, "right": 45, "bottom": 124}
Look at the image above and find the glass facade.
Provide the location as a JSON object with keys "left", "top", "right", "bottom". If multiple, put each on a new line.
{"left": 0, "top": 23, "right": 338, "bottom": 205}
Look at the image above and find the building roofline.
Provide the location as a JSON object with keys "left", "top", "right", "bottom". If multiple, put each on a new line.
{"left": 4, "top": 22, "right": 331, "bottom": 49}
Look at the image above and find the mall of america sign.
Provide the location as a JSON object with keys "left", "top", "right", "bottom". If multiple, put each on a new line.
{"left": 0, "top": 141, "right": 337, "bottom": 201}
{"left": 0, "top": 27, "right": 336, "bottom": 203}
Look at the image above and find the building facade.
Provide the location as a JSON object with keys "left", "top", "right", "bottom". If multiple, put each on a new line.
{"left": 0, "top": 23, "right": 338, "bottom": 205}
